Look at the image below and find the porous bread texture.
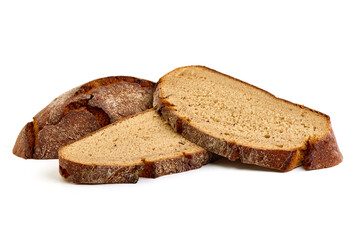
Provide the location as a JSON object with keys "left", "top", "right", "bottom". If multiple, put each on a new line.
{"left": 154, "top": 65, "right": 342, "bottom": 171}
{"left": 13, "top": 76, "right": 155, "bottom": 159}
{"left": 59, "top": 109, "right": 213, "bottom": 184}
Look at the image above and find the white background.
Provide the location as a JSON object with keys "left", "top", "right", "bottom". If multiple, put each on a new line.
{"left": 1, "top": 1, "right": 359, "bottom": 240}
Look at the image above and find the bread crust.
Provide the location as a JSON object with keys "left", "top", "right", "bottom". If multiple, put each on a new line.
{"left": 13, "top": 122, "right": 35, "bottom": 159}
{"left": 59, "top": 157, "right": 144, "bottom": 184}
{"left": 35, "top": 109, "right": 100, "bottom": 159}
{"left": 140, "top": 151, "right": 214, "bottom": 178}
{"left": 59, "top": 149, "right": 214, "bottom": 184}
{"left": 304, "top": 128, "right": 342, "bottom": 170}
{"left": 154, "top": 66, "right": 343, "bottom": 171}
{"left": 13, "top": 76, "right": 155, "bottom": 159}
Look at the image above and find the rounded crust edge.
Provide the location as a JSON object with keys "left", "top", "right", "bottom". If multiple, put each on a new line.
{"left": 154, "top": 66, "right": 343, "bottom": 171}
{"left": 13, "top": 122, "right": 35, "bottom": 159}
{"left": 58, "top": 155, "right": 145, "bottom": 184}
{"left": 58, "top": 148, "right": 214, "bottom": 184}
{"left": 304, "top": 127, "right": 343, "bottom": 170}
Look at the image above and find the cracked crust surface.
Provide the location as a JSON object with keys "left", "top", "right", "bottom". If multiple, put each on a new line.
{"left": 13, "top": 76, "right": 155, "bottom": 159}
{"left": 154, "top": 65, "right": 342, "bottom": 171}
{"left": 58, "top": 109, "right": 214, "bottom": 184}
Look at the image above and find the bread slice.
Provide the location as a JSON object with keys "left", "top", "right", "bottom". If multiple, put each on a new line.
{"left": 58, "top": 109, "right": 214, "bottom": 184}
{"left": 13, "top": 76, "right": 155, "bottom": 159}
{"left": 154, "top": 66, "right": 342, "bottom": 171}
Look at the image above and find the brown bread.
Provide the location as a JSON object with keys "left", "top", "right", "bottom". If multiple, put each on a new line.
{"left": 59, "top": 109, "right": 214, "bottom": 184}
{"left": 13, "top": 76, "right": 155, "bottom": 159}
{"left": 154, "top": 65, "right": 342, "bottom": 171}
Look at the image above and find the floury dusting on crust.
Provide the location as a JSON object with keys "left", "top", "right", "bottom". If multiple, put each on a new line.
{"left": 13, "top": 76, "right": 156, "bottom": 159}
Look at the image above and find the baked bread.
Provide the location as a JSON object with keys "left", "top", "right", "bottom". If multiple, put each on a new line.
{"left": 59, "top": 109, "right": 214, "bottom": 184}
{"left": 13, "top": 76, "right": 155, "bottom": 159}
{"left": 154, "top": 65, "right": 342, "bottom": 171}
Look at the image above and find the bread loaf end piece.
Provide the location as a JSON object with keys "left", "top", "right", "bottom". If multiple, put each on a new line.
{"left": 13, "top": 76, "right": 155, "bottom": 159}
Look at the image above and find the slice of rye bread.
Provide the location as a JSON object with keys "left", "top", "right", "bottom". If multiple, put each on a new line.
{"left": 154, "top": 65, "right": 343, "bottom": 171}
{"left": 58, "top": 109, "right": 214, "bottom": 184}
{"left": 13, "top": 76, "right": 155, "bottom": 159}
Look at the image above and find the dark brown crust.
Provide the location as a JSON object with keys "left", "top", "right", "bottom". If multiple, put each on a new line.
{"left": 59, "top": 151, "right": 213, "bottom": 184}
{"left": 13, "top": 122, "right": 35, "bottom": 159}
{"left": 140, "top": 151, "right": 214, "bottom": 178}
{"left": 59, "top": 157, "right": 144, "bottom": 184}
{"left": 13, "top": 76, "right": 155, "bottom": 159}
{"left": 35, "top": 109, "right": 100, "bottom": 159}
{"left": 88, "top": 82, "right": 154, "bottom": 122}
{"left": 154, "top": 65, "right": 343, "bottom": 171}
{"left": 304, "top": 128, "right": 343, "bottom": 170}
